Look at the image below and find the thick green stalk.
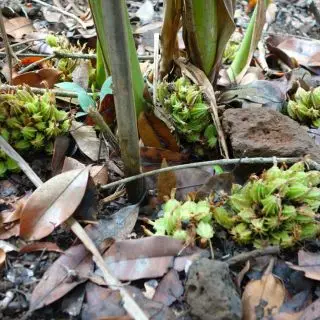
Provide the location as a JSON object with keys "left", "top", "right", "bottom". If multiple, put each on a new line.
{"left": 183, "top": 0, "right": 218, "bottom": 77}
{"left": 227, "top": 0, "right": 266, "bottom": 82}
{"left": 89, "top": 0, "right": 145, "bottom": 115}
{"left": 95, "top": 39, "right": 107, "bottom": 89}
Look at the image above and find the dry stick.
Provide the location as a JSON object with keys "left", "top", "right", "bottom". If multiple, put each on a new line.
{"left": 0, "top": 9, "right": 20, "bottom": 84}
{"left": 0, "top": 136, "right": 147, "bottom": 320}
{"left": 0, "top": 38, "right": 46, "bottom": 53}
{"left": 31, "top": 0, "right": 87, "bottom": 29}
{"left": 0, "top": 84, "right": 94, "bottom": 98}
{"left": 226, "top": 246, "right": 280, "bottom": 266}
{"left": 0, "top": 51, "right": 154, "bottom": 61}
{"left": 88, "top": 107, "right": 119, "bottom": 154}
{"left": 101, "top": 156, "right": 306, "bottom": 190}
{"left": 152, "top": 33, "right": 160, "bottom": 106}
{"left": 18, "top": 54, "right": 56, "bottom": 74}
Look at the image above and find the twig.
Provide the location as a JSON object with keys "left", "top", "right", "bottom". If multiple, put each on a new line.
{"left": 101, "top": 156, "right": 306, "bottom": 190}
{"left": 0, "top": 136, "right": 148, "bottom": 320}
{"left": 0, "top": 51, "right": 154, "bottom": 61}
{"left": 102, "top": 189, "right": 126, "bottom": 203}
{"left": 31, "top": 0, "right": 87, "bottom": 29}
{"left": 0, "top": 9, "right": 20, "bottom": 83}
{"left": 153, "top": 33, "right": 160, "bottom": 105}
{"left": 18, "top": 55, "right": 55, "bottom": 74}
{"left": 0, "top": 136, "right": 43, "bottom": 187}
{"left": 0, "top": 84, "right": 94, "bottom": 98}
{"left": 88, "top": 107, "right": 119, "bottom": 154}
{"left": 0, "top": 38, "right": 46, "bottom": 53}
{"left": 226, "top": 246, "right": 280, "bottom": 266}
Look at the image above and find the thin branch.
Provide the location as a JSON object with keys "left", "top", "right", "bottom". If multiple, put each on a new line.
{"left": 31, "top": 0, "right": 87, "bottom": 29}
{"left": 0, "top": 136, "right": 148, "bottom": 320}
{"left": 0, "top": 84, "right": 94, "bottom": 98}
{"left": 18, "top": 54, "right": 55, "bottom": 74}
{"left": 0, "top": 38, "right": 46, "bottom": 53}
{"left": 226, "top": 246, "right": 280, "bottom": 266}
{"left": 100, "top": 156, "right": 308, "bottom": 190}
{"left": 0, "top": 51, "right": 154, "bottom": 61}
{"left": 0, "top": 9, "right": 20, "bottom": 83}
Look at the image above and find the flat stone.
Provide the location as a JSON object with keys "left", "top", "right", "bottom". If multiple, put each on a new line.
{"left": 185, "top": 258, "right": 242, "bottom": 320}
{"left": 222, "top": 108, "right": 320, "bottom": 162}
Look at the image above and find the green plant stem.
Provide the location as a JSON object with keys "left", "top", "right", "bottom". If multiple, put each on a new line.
{"left": 95, "top": 40, "right": 107, "bottom": 88}
{"left": 99, "top": 0, "right": 145, "bottom": 202}
{"left": 89, "top": 0, "right": 145, "bottom": 116}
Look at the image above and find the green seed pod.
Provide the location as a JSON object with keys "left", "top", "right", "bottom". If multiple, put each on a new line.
{"left": 263, "top": 164, "right": 283, "bottom": 182}
{"left": 190, "top": 103, "right": 209, "bottom": 119}
{"left": 238, "top": 208, "right": 256, "bottom": 223}
{"left": 312, "top": 118, "right": 320, "bottom": 128}
{"left": 34, "top": 122, "right": 47, "bottom": 131}
{"left": 186, "top": 86, "right": 201, "bottom": 106}
{"left": 54, "top": 109, "right": 68, "bottom": 122}
{"left": 296, "top": 104, "right": 312, "bottom": 122}
{"left": 6, "top": 117, "right": 21, "bottom": 129}
{"left": 11, "top": 129, "right": 21, "bottom": 140}
{"left": 305, "top": 171, "right": 320, "bottom": 186}
{"left": 271, "top": 231, "right": 294, "bottom": 247}
{"left": 21, "top": 126, "right": 37, "bottom": 140}
{"left": 31, "top": 133, "right": 45, "bottom": 149}
{"left": 0, "top": 150, "right": 7, "bottom": 159}
{"left": 311, "top": 86, "right": 320, "bottom": 108}
{"left": 261, "top": 194, "right": 281, "bottom": 215}
{"left": 45, "top": 121, "right": 61, "bottom": 137}
{"left": 59, "top": 119, "right": 71, "bottom": 133}
{"left": 249, "top": 179, "right": 267, "bottom": 203}
{"left": 196, "top": 221, "right": 214, "bottom": 239}
{"left": 265, "top": 216, "right": 280, "bottom": 230}
{"left": 1, "top": 128, "right": 10, "bottom": 141}
{"left": 304, "top": 187, "right": 320, "bottom": 201}
{"left": 251, "top": 218, "right": 267, "bottom": 234}
{"left": 46, "top": 34, "right": 59, "bottom": 47}
{"left": 281, "top": 205, "right": 297, "bottom": 220}
{"left": 0, "top": 161, "right": 7, "bottom": 177}
{"left": 157, "top": 82, "right": 170, "bottom": 106}
{"left": 300, "top": 223, "right": 320, "bottom": 240}
{"left": 45, "top": 141, "right": 54, "bottom": 154}
{"left": 231, "top": 223, "right": 252, "bottom": 244}
{"left": 229, "top": 193, "right": 252, "bottom": 212}
{"left": 31, "top": 112, "right": 43, "bottom": 123}
{"left": 25, "top": 102, "right": 39, "bottom": 114}
{"left": 213, "top": 206, "right": 235, "bottom": 229}
{"left": 5, "top": 157, "right": 20, "bottom": 173}
{"left": 15, "top": 140, "right": 31, "bottom": 151}
{"left": 172, "top": 230, "right": 187, "bottom": 241}
{"left": 285, "top": 183, "right": 309, "bottom": 200}
{"left": 287, "top": 100, "right": 299, "bottom": 120}
{"left": 16, "top": 89, "right": 34, "bottom": 103}
{"left": 295, "top": 87, "right": 311, "bottom": 106}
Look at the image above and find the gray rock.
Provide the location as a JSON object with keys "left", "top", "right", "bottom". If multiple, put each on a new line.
{"left": 185, "top": 259, "right": 242, "bottom": 320}
{"left": 222, "top": 108, "right": 320, "bottom": 162}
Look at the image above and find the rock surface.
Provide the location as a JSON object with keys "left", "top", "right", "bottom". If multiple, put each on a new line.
{"left": 185, "top": 258, "right": 242, "bottom": 320}
{"left": 222, "top": 108, "right": 320, "bottom": 162}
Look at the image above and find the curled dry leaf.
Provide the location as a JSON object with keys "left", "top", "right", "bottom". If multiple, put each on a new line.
{"left": 70, "top": 121, "right": 106, "bottom": 161}
{"left": 29, "top": 245, "right": 93, "bottom": 312}
{"left": 0, "top": 248, "right": 6, "bottom": 270}
{"left": 20, "top": 167, "right": 90, "bottom": 241}
{"left": 0, "top": 222, "right": 20, "bottom": 240}
{"left": 287, "top": 250, "right": 320, "bottom": 281}
{"left": 12, "top": 68, "right": 62, "bottom": 88}
{"left": 157, "top": 158, "right": 177, "bottom": 201}
{"left": 4, "top": 16, "right": 34, "bottom": 39}
{"left": 242, "top": 259, "right": 286, "bottom": 320}
{"left": 20, "top": 242, "right": 63, "bottom": 254}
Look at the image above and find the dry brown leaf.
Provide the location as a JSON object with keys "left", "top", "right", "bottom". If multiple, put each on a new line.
{"left": 4, "top": 16, "right": 34, "bottom": 39}
{"left": 242, "top": 259, "right": 286, "bottom": 320}
{"left": 157, "top": 158, "right": 176, "bottom": 201}
{"left": 20, "top": 167, "right": 90, "bottom": 241}
{"left": 300, "top": 298, "right": 320, "bottom": 320}
{"left": 29, "top": 244, "right": 93, "bottom": 312}
{"left": 138, "top": 112, "right": 162, "bottom": 149}
{"left": 0, "top": 248, "right": 6, "bottom": 270}
{"left": 287, "top": 250, "right": 320, "bottom": 281}
{"left": 144, "top": 112, "right": 179, "bottom": 152}
{"left": 152, "top": 269, "right": 183, "bottom": 306}
{"left": 12, "top": 68, "right": 62, "bottom": 88}
{"left": 98, "top": 237, "right": 186, "bottom": 281}
{"left": 70, "top": 121, "right": 106, "bottom": 161}
{"left": 51, "top": 136, "right": 71, "bottom": 176}
{"left": 20, "top": 242, "right": 64, "bottom": 254}
{"left": 0, "top": 222, "right": 20, "bottom": 240}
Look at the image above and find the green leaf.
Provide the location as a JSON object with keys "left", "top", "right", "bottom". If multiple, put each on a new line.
{"left": 55, "top": 82, "right": 86, "bottom": 94}
{"left": 78, "top": 92, "right": 95, "bottom": 112}
{"left": 196, "top": 221, "right": 214, "bottom": 239}
{"left": 213, "top": 165, "right": 224, "bottom": 174}
{"left": 100, "top": 77, "right": 113, "bottom": 102}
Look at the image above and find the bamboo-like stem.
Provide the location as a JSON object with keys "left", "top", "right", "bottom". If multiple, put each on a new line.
{"left": 100, "top": 0, "right": 145, "bottom": 202}
{"left": 100, "top": 156, "right": 311, "bottom": 190}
